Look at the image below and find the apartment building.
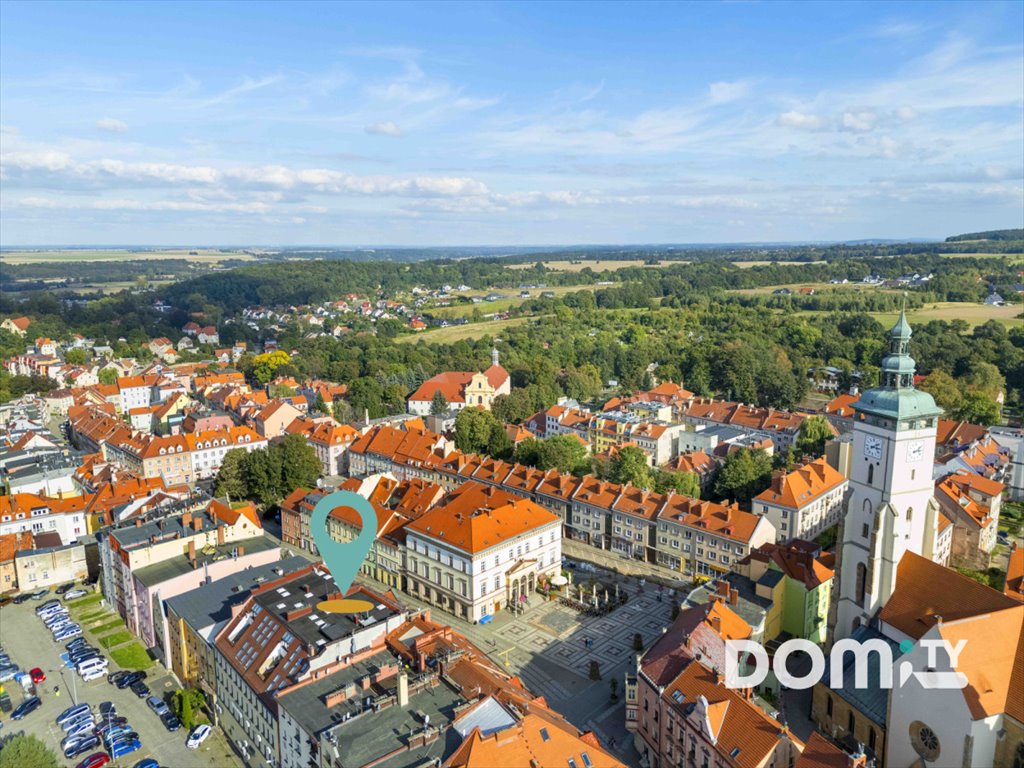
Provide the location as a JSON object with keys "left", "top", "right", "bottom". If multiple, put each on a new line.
{"left": 404, "top": 482, "right": 562, "bottom": 623}
{"left": 753, "top": 458, "right": 848, "bottom": 543}
{"left": 213, "top": 567, "right": 405, "bottom": 768}
{"left": 933, "top": 471, "right": 1003, "bottom": 570}
{"left": 0, "top": 492, "right": 89, "bottom": 545}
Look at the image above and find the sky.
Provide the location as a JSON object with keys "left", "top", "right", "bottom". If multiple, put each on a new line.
{"left": 1, "top": 1, "right": 1022, "bottom": 246}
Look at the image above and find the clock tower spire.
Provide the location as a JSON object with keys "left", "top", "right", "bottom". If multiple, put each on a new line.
{"left": 831, "top": 306, "right": 943, "bottom": 643}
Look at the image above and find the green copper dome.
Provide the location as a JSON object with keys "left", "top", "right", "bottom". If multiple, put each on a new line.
{"left": 854, "top": 307, "right": 942, "bottom": 422}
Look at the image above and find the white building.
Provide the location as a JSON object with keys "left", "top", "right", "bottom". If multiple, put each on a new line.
{"left": 833, "top": 310, "right": 946, "bottom": 642}
{"left": 754, "top": 457, "right": 848, "bottom": 543}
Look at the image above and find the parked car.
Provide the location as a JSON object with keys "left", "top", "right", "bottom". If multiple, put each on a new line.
{"left": 0, "top": 596, "right": 12, "bottom": 608}
{"left": 64, "top": 735, "right": 100, "bottom": 760}
{"left": 36, "top": 599, "right": 60, "bottom": 612}
{"left": 11, "top": 695, "right": 41, "bottom": 719}
{"left": 108, "top": 671, "right": 131, "bottom": 685}
{"left": 160, "top": 712, "right": 181, "bottom": 732}
{"left": 29, "top": 667, "right": 46, "bottom": 683}
{"left": 187, "top": 723, "right": 212, "bottom": 748}
{"left": 134, "top": 759, "right": 159, "bottom": 768}
{"left": 57, "top": 702, "right": 92, "bottom": 726}
{"left": 94, "top": 716, "right": 128, "bottom": 735}
{"left": 56, "top": 582, "right": 77, "bottom": 595}
{"left": 116, "top": 671, "right": 146, "bottom": 689}
{"left": 109, "top": 739, "right": 142, "bottom": 760}
{"left": 146, "top": 696, "right": 171, "bottom": 717}
{"left": 13, "top": 593, "right": 32, "bottom": 604}
{"left": 76, "top": 753, "right": 110, "bottom": 768}
{"left": 98, "top": 701, "right": 117, "bottom": 717}
{"left": 131, "top": 681, "right": 150, "bottom": 698}
{"left": 0, "top": 666, "right": 22, "bottom": 682}
{"left": 29, "top": 589, "right": 49, "bottom": 599}
{"left": 64, "top": 589, "right": 89, "bottom": 601}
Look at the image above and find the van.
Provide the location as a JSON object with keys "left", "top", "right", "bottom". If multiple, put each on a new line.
{"left": 56, "top": 703, "right": 91, "bottom": 726}
{"left": 80, "top": 667, "right": 107, "bottom": 683}
{"left": 77, "top": 658, "right": 107, "bottom": 676}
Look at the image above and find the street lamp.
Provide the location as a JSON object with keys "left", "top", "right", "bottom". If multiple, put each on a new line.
{"left": 59, "top": 666, "right": 78, "bottom": 705}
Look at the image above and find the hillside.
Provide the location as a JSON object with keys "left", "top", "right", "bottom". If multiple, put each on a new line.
{"left": 946, "top": 229, "right": 1024, "bottom": 242}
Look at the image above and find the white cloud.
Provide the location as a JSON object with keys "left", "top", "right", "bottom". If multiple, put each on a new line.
{"left": 895, "top": 106, "right": 919, "bottom": 122}
{"left": 708, "top": 81, "right": 750, "bottom": 104}
{"left": 841, "top": 109, "right": 878, "bottom": 132}
{"left": 777, "top": 110, "right": 828, "bottom": 131}
{"left": 95, "top": 117, "right": 128, "bottom": 133}
{"left": 365, "top": 121, "right": 402, "bottom": 136}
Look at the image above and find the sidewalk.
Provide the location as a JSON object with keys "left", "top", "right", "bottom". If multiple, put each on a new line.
{"left": 562, "top": 539, "right": 693, "bottom": 590}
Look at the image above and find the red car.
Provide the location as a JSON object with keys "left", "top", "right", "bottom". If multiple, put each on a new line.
{"left": 29, "top": 667, "right": 46, "bottom": 684}
{"left": 76, "top": 754, "right": 109, "bottom": 768}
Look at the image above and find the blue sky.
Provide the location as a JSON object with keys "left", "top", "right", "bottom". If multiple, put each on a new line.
{"left": 1, "top": 1, "right": 1022, "bottom": 245}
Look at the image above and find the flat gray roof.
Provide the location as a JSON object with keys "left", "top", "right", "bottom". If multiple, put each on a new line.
{"left": 134, "top": 535, "right": 279, "bottom": 587}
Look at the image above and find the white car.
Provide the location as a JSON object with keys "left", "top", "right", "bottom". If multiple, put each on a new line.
{"left": 186, "top": 723, "right": 212, "bottom": 749}
{"left": 63, "top": 589, "right": 88, "bottom": 601}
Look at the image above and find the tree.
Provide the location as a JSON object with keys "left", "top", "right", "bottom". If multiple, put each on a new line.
{"left": 178, "top": 688, "right": 195, "bottom": 730}
{"left": 0, "top": 734, "right": 60, "bottom": 768}
{"left": 487, "top": 421, "right": 512, "bottom": 459}
{"left": 513, "top": 437, "right": 542, "bottom": 466}
{"left": 795, "top": 415, "right": 834, "bottom": 458}
{"left": 919, "top": 370, "right": 961, "bottom": 412}
{"left": 332, "top": 398, "right": 354, "bottom": 424}
{"left": 430, "top": 390, "right": 449, "bottom": 415}
{"left": 952, "top": 390, "right": 1001, "bottom": 426}
{"left": 537, "top": 434, "right": 591, "bottom": 474}
{"left": 98, "top": 367, "right": 118, "bottom": 385}
{"left": 244, "top": 447, "right": 281, "bottom": 506}
{"left": 214, "top": 448, "right": 248, "bottom": 500}
{"left": 964, "top": 362, "right": 1006, "bottom": 401}
{"left": 278, "top": 433, "right": 323, "bottom": 489}
{"left": 714, "top": 448, "right": 773, "bottom": 503}
{"left": 656, "top": 470, "right": 701, "bottom": 498}
{"left": 313, "top": 391, "right": 328, "bottom": 414}
{"left": 64, "top": 347, "right": 87, "bottom": 365}
{"left": 608, "top": 446, "right": 655, "bottom": 489}
{"left": 454, "top": 408, "right": 499, "bottom": 454}
{"left": 252, "top": 350, "right": 291, "bottom": 385}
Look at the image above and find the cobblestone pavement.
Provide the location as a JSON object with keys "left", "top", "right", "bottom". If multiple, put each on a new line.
{"left": 360, "top": 564, "right": 681, "bottom": 768}
{"left": 562, "top": 539, "right": 693, "bottom": 589}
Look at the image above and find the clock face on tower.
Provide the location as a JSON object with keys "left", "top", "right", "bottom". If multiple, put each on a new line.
{"left": 864, "top": 435, "right": 883, "bottom": 460}
{"left": 906, "top": 440, "right": 924, "bottom": 462}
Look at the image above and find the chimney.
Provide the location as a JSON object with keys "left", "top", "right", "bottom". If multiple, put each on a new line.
{"left": 188, "top": 540, "right": 196, "bottom": 563}
{"left": 193, "top": 516, "right": 202, "bottom": 531}
{"left": 237, "top": 545, "right": 245, "bottom": 556}
{"left": 217, "top": 526, "right": 225, "bottom": 546}
{"left": 711, "top": 615, "right": 722, "bottom": 633}
{"left": 135, "top": 519, "right": 142, "bottom": 527}
{"left": 717, "top": 581, "right": 730, "bottom": 597}
{"left": 397, "top": 670, "right": 409, "bottom": 708}
{"left": 771, "top": 469, "right": 785, "bottom": 494}
{"left": 182, "top": 512, "right": 193, "bottom": 528}
{"left": 729, "top": 588, "right": 739, "bottom": 606}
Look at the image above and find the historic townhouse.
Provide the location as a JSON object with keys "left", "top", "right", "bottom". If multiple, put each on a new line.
{"left": 186, "top": 425, "right": 266, "bottom": 480}
{"left": 404, "top": 482, "right": 561, "bottom": 622}
{"left": 753, "top": 457, "right": 848, "bottom": 543}
{"left": 933, "top": 471, "right": 1003, "bottom": 570}
{"left": 0, "top": 492, "right": 89, "bottom": 545}
{"left": 609, "top": 485, "right": 664, "bottom": 560}
{"left": 569, "top": 476, "right": 621, "bottom": 548}
{"left": 655, "top": 497, "right": 775, "bottom": 577}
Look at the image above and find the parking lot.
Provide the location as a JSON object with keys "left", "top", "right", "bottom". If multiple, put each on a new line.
{"left": 0, "top": 593, "right": 240, "bottom": 767}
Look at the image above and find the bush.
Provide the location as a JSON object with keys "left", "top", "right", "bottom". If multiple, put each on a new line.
{"left": 0, "top": 734, "right": 60, "bottom": 768}
{"left": 174, "top": 687, "right": 208, "bottom": 730}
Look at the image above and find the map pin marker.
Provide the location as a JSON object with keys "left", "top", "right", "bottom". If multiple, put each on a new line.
{"left": 309, "top": 490, "right": 378, "bottom": 614}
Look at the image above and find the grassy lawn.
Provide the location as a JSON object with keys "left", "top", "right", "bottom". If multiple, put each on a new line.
{"left": 396, "top": 316, "right": 535, "bottom": 344}
{"left": 99, "top": 631, "right": 134, "bottom": 649}
{"left": 91, "top": 619, "right": 127, "bottom": 634}
{"left": 66, "top": 593, "right": 103, "bottom": 611}
{"left": 109, "top": 643, "right": 154, "bottom": 671}
{"left": 431, "top": 284, "right": 607, "bottom": 319}
{"left": 76, "top": 608, "right": 110, "bottom": 623}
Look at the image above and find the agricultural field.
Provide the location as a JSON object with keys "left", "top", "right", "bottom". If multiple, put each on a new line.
{"left": 397, "top": 316, "right": 535, "bottom": 344}
{"left": 430, "top": 284, "right": 610, "bottom": 318}
{"left": 0, "top": 247, "right": 260, "bottom": 264}
{"left": 867, "top": 302, "right": 1021, "bottom": 330}
{"left": 506, "top": 259, "right": 683, "bottom": 271}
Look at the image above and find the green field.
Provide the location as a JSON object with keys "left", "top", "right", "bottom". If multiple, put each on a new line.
{"left": 397, "top": 316, "right": 535, "bottom": 344}
{"left": 0, "top": 248, "right": 259, "bottom": 264}
{"left": 109, "top": 643, "right": 154, "bottom": 671}
{"left": 430, "top": 284, "right": 608, "bottom": 318}
{"left": 868, "top": 302, "right": 1021, "bottom": 329}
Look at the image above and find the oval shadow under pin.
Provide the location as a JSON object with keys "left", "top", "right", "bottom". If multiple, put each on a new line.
{"left": 317, "top": 598, "right": 376, "bottom": 614}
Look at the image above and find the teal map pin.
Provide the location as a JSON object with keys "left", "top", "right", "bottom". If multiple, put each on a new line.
{"left": 309, "top": 490, "right": 378, "bottom": 613}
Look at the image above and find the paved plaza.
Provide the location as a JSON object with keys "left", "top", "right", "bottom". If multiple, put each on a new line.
{"left": 361, "top": 565, "right": 681, "bottom": 767}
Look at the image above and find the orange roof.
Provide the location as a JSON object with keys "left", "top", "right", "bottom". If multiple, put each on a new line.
{"left": 1005, "top": 545, "right": 1024, "bottom": 604}
{"left": 671, "top": 449, "right": 715, "bottom": 474}
{"left": 795, "top": 733, "right": 856, "bottom": 768}
{"left": 755, "top": 458, "right": 846, "bottom": 509}
{"left": 657, "top": 496, "right": 761, "bottom": 543}
{"left": 936, "top": 418, "right": 988, "bottom": 447}
{"left": 9, "top": 316, "right": 31, "bottom": 331}
{"left": 408, "top": 371, "right": 476, "bottom": 404}
{"left": 406, "top": 482, "right": 559, "bottom": 555}
{"left": 662, "top": 661, "right": 803, "bottom": 768}
{"left": 207, "top": 498, "right": 262, "bottom": 528}
{"left": 307, "top": 421, "right": 358, "bottom": 446}
{"left": 823, "top": 392, "right": 859, "bottom": 418}
{"left": 934, "top": 472, "right": 1000, "bottom": 529}
{"left": 483, "top": 363, "right": 509, "bottom": 389}
{"left": 879, "top": 551, "right": 1020, "bottom": 640}
{"left": 444, "top": 712, "right": 623, "bottom": 768}
{"left": 0, "top": 531, "right": 34, "bottom": 564}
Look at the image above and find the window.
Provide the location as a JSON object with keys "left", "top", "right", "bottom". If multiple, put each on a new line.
{"left": 867, "top": 465, "right": 874, "bottom": 485}
{"left": 826, "top": 695, "right": 833, "bottom": 717}
{"left": 907, "top": 507, "right": 913, "bottom": 521}
{"left": 855, "top": 563, "right": 867, "bottom": 606}
{"left": 862, "top": 523, "right": 869, "bottom": 539}
{"left": 847, "top": 712, "right": 855, "bottom": 735}
{"left": 910, "top": 722, "right": 940, "bottom": 761}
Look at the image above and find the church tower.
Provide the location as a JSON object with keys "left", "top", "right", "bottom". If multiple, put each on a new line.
{"left": 832, "top": 307, "right": 943, "bottom": 642}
